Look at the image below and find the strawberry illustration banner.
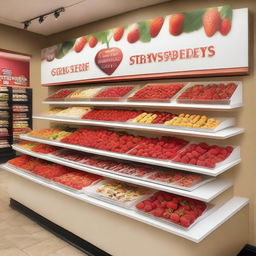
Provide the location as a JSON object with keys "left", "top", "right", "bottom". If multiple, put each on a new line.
{"left": 41, "top": 6, "right": 248, "bottom": 86}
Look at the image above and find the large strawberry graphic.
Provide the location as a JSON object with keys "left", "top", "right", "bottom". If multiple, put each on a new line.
{"left": 95, "top": 47, "right": 123, "bottom": 75}
{"left": 127, "top": 24, "right": 140, "bottom": 43}
{"left": 89, "top": 36, "right": 98, "bottom": 48}
{"left": 169, "top": 14, "right": 185, "bottom": 36}
{"left": 219, "top": 18, "right": 231, "bottom": 35}
{"left": 203, "top": 9, "right": 221, "bottom": 37}
{"left": 149, "top": 17, "right": 164, "bottom": 38}
{"left": 74, "top": 36, "right": 86, "bottom": 53}
{"left": 113, "top": 27, "right": 124, "bottom": 41}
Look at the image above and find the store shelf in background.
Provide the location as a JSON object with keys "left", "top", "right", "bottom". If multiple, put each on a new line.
{"left": 2, "top": 163, "right": 248, "bottom": 243}
{"left": 43, "top": 100, "right": 242, "bottom": 111}
{"left": 20, "top": 135, "right": 241, "bottom": 177}
{"left": 13, "top": 145, "right": 233, "bottom": 202}
{"left": 33, "top": 115, "right": 244, "bottom": 139}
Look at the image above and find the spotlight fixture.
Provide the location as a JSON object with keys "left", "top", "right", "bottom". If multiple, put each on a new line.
{"left": 21, "top": 7, "right": 65, "bottom": 30}
{"left": 23, "top": 21, "right": 30, "bottom": 30}
{"left": 38, "top": 16, "right": 45, "bottom": 24}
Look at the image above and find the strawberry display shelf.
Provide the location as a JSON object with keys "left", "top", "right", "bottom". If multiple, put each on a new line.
{"left": 12, "top": 144, "right": 232, "bottom": 202}
{"left": 2, "top": 163, "right": 248, "bottom": 243}
{"left": 19, "top": 134, "right": 240, "bottom": 177}
{"left": 33, "top": 114, "right": 244, "bottom": 140}
{"left": 43, "top": 81, "right": 243, "bottom": 110}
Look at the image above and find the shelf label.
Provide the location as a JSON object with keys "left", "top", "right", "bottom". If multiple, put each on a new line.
{"left": 41, "top": 6, "right": 248, "bottom": 86}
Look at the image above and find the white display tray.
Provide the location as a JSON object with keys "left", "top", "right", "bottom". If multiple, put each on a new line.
{"left": 13, "top": 145, "right": 232, "bottom": 202}
{"left": 3, "top": 163, "right": 248, "bottom": 243}
{"left": 19, "top": 135, "right": 241, "bottom": 177}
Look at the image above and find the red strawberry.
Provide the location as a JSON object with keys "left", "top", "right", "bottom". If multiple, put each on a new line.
{"left": 203, "top": 9, "right": 221, "bottom": 37}
{"left": 74, "top": 36, "right": 86, "bottom": 53}
{"left": 220, "top": 18, "right": 231, "bottom": 35}
{"left": 150, "top": 17, "right": 164, "bottom": 38}
{"left": 89, "top": 36, "right": 98, "bottom": 48}
{"left": 170, "top": 213, "right": 180, "bottom": 223}
{"left": 136, "top": 202, "right": 145, "bottom": 210}
{"left": 144, "top": 204, "right": 153, "bottom": 212}
{"left": 169, "top": 14, "right": 185, "bottom": 36}
{"left": 166, "top": 201, "right": 178, "bottom": 210}
{"left": 180, "top": 215, "right": 191, "bottom": 227}
{"left": 113, "top": 27, "right": 124, "bottom": 41}
{"left": 153, "top": 208, "right": 164, "bottom": 217}
{"left": 127, "top": 25, "right": 140, "bottom": 43}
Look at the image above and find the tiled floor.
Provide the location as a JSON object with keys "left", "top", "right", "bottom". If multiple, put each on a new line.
{"left": 0, "top": 170, "right": 87, "bottom": 256}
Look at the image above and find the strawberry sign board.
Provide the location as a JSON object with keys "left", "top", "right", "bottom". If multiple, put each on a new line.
{"left": 41, "top": 6, "right": 248, "bottom": 86}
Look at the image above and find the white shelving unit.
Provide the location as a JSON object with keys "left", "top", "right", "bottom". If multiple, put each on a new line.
{"left": 43, "top": 100, "right": 242, "bottom": 110}
{"left": 13, "top": 145, "right": 232, "bottom": 202}
{"left": 20, "top": 134, "right": 241, "bottom": 177}
{"left": 33, "top": 115, "right": 244, "bottom": 139}
{"left": 2, "top": 163, "right": 248, "bottom": 243}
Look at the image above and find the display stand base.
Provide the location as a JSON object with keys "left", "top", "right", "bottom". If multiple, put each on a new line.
{"left": 9, "top": 199, "right": 110, "bottom": 256}
{"left": 237, "top": 244, "right": 256, "bottom": 256}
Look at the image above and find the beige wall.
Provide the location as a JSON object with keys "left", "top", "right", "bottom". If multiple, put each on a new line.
{"left": 0, "top": 24, "right": 49, "bottom": 129}
{"left": 1, "top": 0, "right": 255, "bottom": 253}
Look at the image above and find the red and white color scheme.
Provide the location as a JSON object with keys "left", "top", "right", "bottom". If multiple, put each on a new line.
{"left": 41, "top": 6, "right": 248, "bottom": 86}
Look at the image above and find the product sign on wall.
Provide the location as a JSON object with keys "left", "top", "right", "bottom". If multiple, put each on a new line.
{"left": 0, "top": 56, "right": 29, "bottom": 87}
{"left": 41, "top": 6, "right": 248, "bottom": 86}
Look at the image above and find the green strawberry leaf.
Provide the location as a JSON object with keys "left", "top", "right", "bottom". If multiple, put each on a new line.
{"left": 56, "top": 40, "right": 76, "bottom": 59}
{"left": 183, "top": 9, "right": 206, "bottom": 33}
{"left": 138, "top": 21, "right": 151, "bottom": 43}
{"left": 90, "top": 30, "right": 111, "bottom": 44}
{"left": 220, "top": 5, "right": 232, "bottom": 20}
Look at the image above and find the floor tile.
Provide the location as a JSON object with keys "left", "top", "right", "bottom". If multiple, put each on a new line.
{"left": 0, "top": 247, "right": 29, "bottom": 256}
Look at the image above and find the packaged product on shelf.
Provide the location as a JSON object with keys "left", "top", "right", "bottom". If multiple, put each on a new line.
{"left": 135, "top": 191, "right": 207, "bottom": 228}
{"left": 47, "top": 89, "right": 75, "bottom": 100}
{"left": 0, "top": 139, "right": 10, "bottom": 148}
{"left": 177, "top": 82, "right": 238, "bottom": 104}
{"left": 128, "top": 83, "right": 184, "bottom": 102}
{"left": 93, "top": 86, "right": 135, "bottom": 101}
{"left": 12, "top": 88, "right": 27, "bottom": 94}
{"left": 13, "top": 94, "right": 28, "bottom": 101}
{"left": 0, "top": 93, "right": 9, "bottom": 101}
{"left": 13, "top": 105, "right": 29, "bottom": 112}
{"left": 0, "top": 102, "right": 9, "bottom": 109}
{"left": 45, "top": 108, "right": 66, "bottom": 116}
{"left": 55, "top": 107, "right": 91, "bottom": 118}
{"left": 68, "top": 87, "right": 103, "bottom": 100}
{"left": 13, "top": 120, "right": 29, "bottom": 128}
{"left": 29, "top": 128, "right": 73, "bottom": 140}
{"left": 13, "top": 113, "right": 28, "bottom": 120}
{"left": 84, "top": 179, "right": 154, "bottom": 208}
{"left": 0, "top": 120, "right": 9, "bottom": 127}
{"left": 0, "top": 128, "right": 9, "bottom": 137}
{"left": 0, "top": 111, "right": 9, "bottom": 118}
{"left": 82, "top": 109, "right": 142, "bottom": 122}
{"left": 16, "top": 141, "right": 40, "bottom": 150}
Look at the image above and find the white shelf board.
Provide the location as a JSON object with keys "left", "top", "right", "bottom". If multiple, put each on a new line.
{"left": 13, "top": 145, "right": 232, "bottom": 202}
{"left": 33, "top": 115, "right": 244, "bottom": 139}
{"left": 20, "top": 134, "right": 241, "bottom": 177}
{"left": 2, "top": 163, "right": 248, "bottom": 243}
{"left": 43, "top": 100, "right": 242, "bottom": 110}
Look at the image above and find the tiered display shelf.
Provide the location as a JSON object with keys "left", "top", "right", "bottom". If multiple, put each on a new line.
{"left": 2, "top": 163, "right": 248, "bottom": 243}
{"left": 9, "top": 81, "right": 246, "bottom": 243}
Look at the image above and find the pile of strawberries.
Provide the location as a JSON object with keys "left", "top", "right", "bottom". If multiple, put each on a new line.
{"left": 128, "top": 136, "right": 188, "bottom": 160}
{"left": 151, "top": 112, "right": 176, "bottom": 124}
{"left": 52, "top": 171, "right": 102, "bottom": 189}
{"left": 8, "top": 155, "right": 102, "bottom": 189}
{"left": 173, "top": 143, "right": 233, "bottom": 168}
{"left": 82, "top": 109, "right": 142, "bottom": 122}
{"left": 129, "top": 84, "right": 183, "bottom": 100}
{"left": 61, "top": 129, "right": 143, "bottom": 153}
{"left": 136, "top": 191, "right": 207, "bottom": 228}
{"left": 48, "top": 89, "right": 73, "bottom": 99}
{"left": 178, "top": 83, "right": 237, "bottom": 101}
{"left": 32, "top": 144, "right": 60, "bottom": 154}
{"left": 94, "top": 86, "right": 134, "bottom": 99}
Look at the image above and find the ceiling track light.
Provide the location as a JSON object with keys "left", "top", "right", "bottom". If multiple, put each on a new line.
{"left": 38, "top": 16, "right": 45, "bottom": 24}
{"left": 21, "top": 7, "right": 65, "bottom": 30}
